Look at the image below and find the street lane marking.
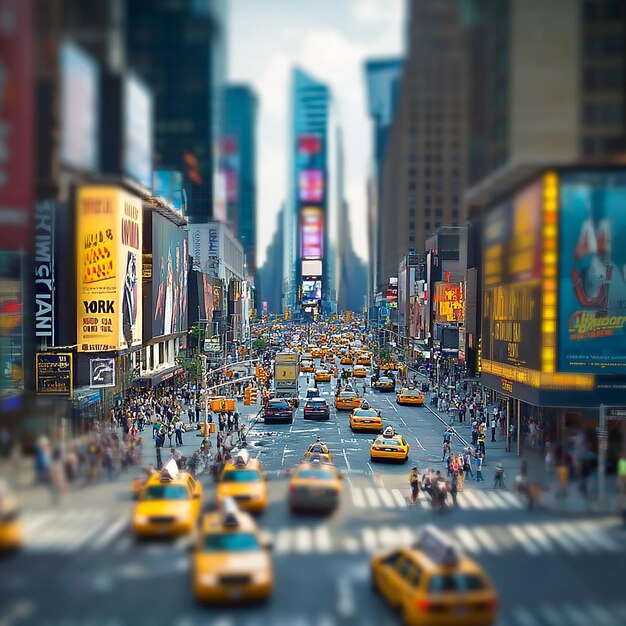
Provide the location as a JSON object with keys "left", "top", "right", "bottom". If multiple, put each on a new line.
{"left": 512, "top": 607, "right": 541, "bottom": 626}
{"left": 497, "top": 491, "right": 524, "bottom": 509}
{"left": 361, "top": 527, "right": 378, "bottom": 552}
{"left": 457, "top": 490, "right": 483, "bottom": 509}
{"left": 453, "top": 527, "right": 480, "bottom": 553}
{"left": 523, "top": 524, "right": 555, "bottom": 552}
{"left": 294, "top": 527, "right": 313, "bottom": 553}
{"left": 377, "top": 525, "right": 400, "bottom": 548}
{"left": 391, "top": 489, "right": 407, "bottom": 507}
{"left": 377, "top": 488, "right": 394, "bottom": 508}
{"left": 385, "top": 397, "right": 398, "bottom": 412}
{"left": 275, "top": 528, "right": 292, "bottom": 553}
{"left": 314, "top": 526, "right": 333, "bottom": 553}
{"left": 90, "top": 517, "right": 128, "bottom": 551}
{"left": 364, "top": 487, "right": 380, "bottom": 508}
{"left": 541, "top": 523, "right": 578, "bottom": 554}
{"left": 342, "top": 448, "right": 352, "bottom": 471}
{"left": 413, "top": 435, "right": 425, "bottom": 451}
{"left": 351, "top": 487, "right": 366, "bottom": 508}
{"left": 471, "top": 526, "right": 500, "bottom": 554}
{"left": 507, "top": 524, "right": 541, "bottom": 555}
{"left": 540, "top": 605, "right": 567, "bottom": 626}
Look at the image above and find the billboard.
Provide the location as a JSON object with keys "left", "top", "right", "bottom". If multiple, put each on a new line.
{"left": 89, "top": 357, "right": 115, "bottom": 388}
{"left": 302, "top": 280, "right": 322, "bottom": 303}
{"left": 0, "top": 0, "right": 34, "bottom": 251}
{"left": 298, "top": 169, "right": 324, "bottom": 202}
{"left": 1, "top": 252, "right": 24, "bottom": 396}
{"left": 434, "top": 282, "right": 465, "bottom": 323}
{"left": 152, "top": 214, "right": 188, "bottom": 337}
{"left": 482, "top": 179, "right": 543, "bottom": 369}
{"left": 386, "top": 285, "right": 398, "bottom": 308}
{"left": 123, "top": 74, "right": 153, "bottom": 190}
{"left": 34, "top": 201, "right": 56, "bottom": 347}
{"left": 76, "top": 187, "right": 143, "bottom": 352}
{"left": 60, "top": 40, "right": 99, "bottom": 172}
{"left": 36, "top": 353, "right": 72, "bottom": 395}
{"left": 302, "top": 259, "right": 322, "bottom": 277}
{"left": 298, "top": 134, "right": 322, "bottom": 154}
{"left": 300, "top": 207, "right": 323, "bottom": 259}
{"left": 558, "top": 171, "right": 626, "bottom": 372}
{"left": 153, "top": 170, "right": 185, "bottom": 215}
{"left": 189, "top": 223, "right": 221, "bottom": 278}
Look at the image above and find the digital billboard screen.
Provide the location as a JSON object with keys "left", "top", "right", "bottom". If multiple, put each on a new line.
{"left": 124, "top": 74, "right": 153, "bottom": 190}
{"left": 558, "top": 171, "right": 626, "bottom": 373}
{"left": 152, "top": 214, "right": 188, "bottom": 337}
{"left": 302, "top": 280, "right": 322, "bottom": 303}
{"left": 298, "top": 169, "right": 324, "bottom": 202}
{"left": 302, "top": 259, "right": 322, "bottom": 277}
{"left": 481, "top": 179, "right": 543, "bottom": 369}
{"left": 300, "top": 207, "right": 323, "bottom": 259}
{"left": 298, "top": 134, "right": 322, "bottom": 154}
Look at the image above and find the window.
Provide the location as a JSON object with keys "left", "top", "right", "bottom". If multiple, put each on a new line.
{"left": 425, "top": 221, "right": 431, "bottom": 230}
{"left": 435, "top": 209, "right": 443, "bottom": 217}
{"left": 409, "top": 221, "right": 415, "bottom": 230}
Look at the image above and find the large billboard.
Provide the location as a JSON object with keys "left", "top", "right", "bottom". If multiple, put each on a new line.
{"left": 302, "top": 280, "right": 322, "bottom": 304}
{"left": 482, "top": 180, "right": 543, "bottom": 369}
{"left": 434, "top": 282, "right": 465, "bottom": 324}
{"left": 300, "top": 207, "right": 324, "bottom": 259}
{"left": 76, "top": 187, "right": 142, "bottom": 352}
{"left": 189, "top": 223, "right": 221, "bottom": 278}
{"left": 123, "top": 74, "right": 153, "bottom": 190}
{"left": 152, "top": 214, "right": 188, "bottom": 337}
{"left": 298, "top": 169, "right": 324, "bottom": 202}
{"left": 558, "top": 171, "right": 626, "bottom": 373}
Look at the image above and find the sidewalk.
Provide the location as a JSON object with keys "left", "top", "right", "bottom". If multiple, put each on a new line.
{"left": 409, "top": 369, "right": 621, "bottom": 516}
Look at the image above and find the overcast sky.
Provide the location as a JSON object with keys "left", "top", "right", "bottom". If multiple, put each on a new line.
{"left": 228, "top": 0, "right": 405, "bottom": 267}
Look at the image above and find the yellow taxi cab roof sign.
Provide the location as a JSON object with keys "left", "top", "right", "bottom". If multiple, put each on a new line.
{"left": 234, "top": 449, "right": 250, "bottom": 467}
{"left": 221, "top": 497, "right": 240, "bottom": 527}
{"left": 160, "top": 458, "right": 179, "bottom": 481}
{"left": 413, "top": 524, "right": 461, "bottom": 567}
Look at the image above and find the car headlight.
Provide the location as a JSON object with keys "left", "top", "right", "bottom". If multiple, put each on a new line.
{"left": 199, "top": 573, "right": 217, "bottom": 585}
{"left": 134, "top": 514, "right": 149, "bottom": 524}
{"left": 253, "top": 569, "right": 271, "bottom": 584}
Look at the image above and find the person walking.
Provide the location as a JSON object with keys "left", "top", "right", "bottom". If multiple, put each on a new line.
{"left": 490, "top": 415, "right": 497, "bottom": 442}
{"left": 494, "top": 462, "right": 505, "bottom": 489}
{"left": 174, "top": 418, "right": 183, "bottom": 447}
{"left": 475, "top": 452, "right": 484, "bottom": 482}
{"left": 155, "top": 430, "right": 164, "bottom": 470}
{"left": 450, "top": 472, "right": 458, "bottom": 507}
{"left": 408, "top": 466, "right": 421, "bottom": 505}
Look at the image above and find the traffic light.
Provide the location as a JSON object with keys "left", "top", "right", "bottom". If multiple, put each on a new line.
{"left": 244, "top": 387, "right": 251, "bottom": 406}
{"left": 346, "top": 311, "right": 351, "bottom": 323}
{"left": 249, "top": 387, "right": 258, "bottom": 404}
{"left": 284, "top": 311, "right": 290, "bottom": 320}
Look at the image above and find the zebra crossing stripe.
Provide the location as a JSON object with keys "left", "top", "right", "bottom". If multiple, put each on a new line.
{"left": 453, "top": 527, "right": 481, "bottom": 553}
{"left": 391, "top": 489, "right": 407, "bottom": 507}
{"left": 540, "top": 605, "right": 566, "bottom": 626}
{"left": 498, "top": 491, "right": 524, "bottom": 509}
{"left": 314, "top": 526, "right": 333, "bottom": 553}
{"left": 294, "top": 527, "right": 313, "bottom": 553}
{"left": 377, "top": 526, "right": 400, "bottom": 549}
{"left": 507, "top": 524, "right": 541, "bottom": 555}
{"left": 471, "top": 526, "right": 500, "bottom": 554}
{"left": 457, "top": 490, "right": 482, "bottom": 509}
{"left": 541, "top": 523, "right": 579, "bottom": 554}
{"left": 364, "top": 488, "right": 379, "bottom": 508}
{"left": 561, "top": 604, "right": 592, "bottom": 626}
{"left": 361, "top": 528, "right": 378, "bottom": 552}
{"left": 488, "top": 491, "right": 513, "bottom": 509}
{"left": 577, "top": 522, "right": 621, "bottom": 552}
{"left": 21, "top": 512, "right": 55, "bottom": 535}
{"left": 512, "top": 607, "right": 540, "bottom": 626}
{"left": 523, "top": 524, "right": 555, "bottom": 552}
{"left": 377, "top": 488, "right": 394, "bottom": 508}
{"left": 351, "top": 487, "right": 366, "bottom": 508}
{"left": 90, "top": 517, "right": 128, "bottom": 551}
{"left": 586, "top": 603, "right": 621, "bottom": 626}
{"left": 275, "top": 528, "right": 292, "bottom": 553}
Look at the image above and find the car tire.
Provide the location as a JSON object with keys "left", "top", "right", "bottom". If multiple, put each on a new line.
{"left": 370, "top": 455, "right": 376, "bottom": 463}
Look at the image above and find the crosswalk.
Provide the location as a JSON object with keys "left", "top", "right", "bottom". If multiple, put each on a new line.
{"left": 349, "top": 485, "right": 525, "bottom": 510}
{"left": 264, "top": 519, "right": 620, "bottom": 557}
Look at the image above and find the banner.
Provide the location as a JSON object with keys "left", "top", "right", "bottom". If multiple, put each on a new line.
{"left": 558, "top": 171, "right": 626, "bottom": 372}
{"left": 434, "top": 282, "right": 465, "bottom": 323}
{"left": 90, "top": 357, "right": 115, "bottom": 388}
{"left": 76, "top": 186, "right": 143, "bottom": 352}
{"left": 36, "top": 353, "right": 72, "bottom": 395}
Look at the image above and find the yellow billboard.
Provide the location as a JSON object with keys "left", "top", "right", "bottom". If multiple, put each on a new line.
{"left": 76, "top": 186, "right": 142, "bottom": 352}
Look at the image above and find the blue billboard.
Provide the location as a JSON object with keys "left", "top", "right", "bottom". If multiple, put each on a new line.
{"left": 558, "top": 171, "right": 626, "bottom": 373}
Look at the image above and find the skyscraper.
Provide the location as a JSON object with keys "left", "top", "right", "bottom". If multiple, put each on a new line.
{"left": 223, "top": 85, "right": 258, "bottom": 274}
{"left": 126, "top": 0, "right": 227, "bottom": 223}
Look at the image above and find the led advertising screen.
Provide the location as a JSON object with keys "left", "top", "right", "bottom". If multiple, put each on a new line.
{"left": 558, "top": 171, "right": 626, "bottom": 373}
{"left": 298, "top": 169, "right": 324, "bottom": 202}
{"left": 298, "top": 134, "right": 322, "bottom": 154}
{"left": 300, "top": 207, "right": 324, "bottom": 259}
{"left": 302, "top": 259, "right": 322, "bottom": 277}
{"left": 60, "top": 41, "right": 99, "bottom": 173}
{"left": 123, "top": 74, "right": 153, "bottom": 189}
{"left": 302, "top": 280, "right": 322, "bottom": 303}
{"left": 481, "top": 179, "right": 543, "bottom": 369}
{"left": 152, "top": 214, "right": 188, "bottom": 337}
{"left": 76, "top": 186, "right": 142, "bottom": 352}
{"left": 434, "top": 282, "right": 465, "bottom": 323}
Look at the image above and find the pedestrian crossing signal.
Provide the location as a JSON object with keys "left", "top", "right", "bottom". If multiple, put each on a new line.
{"left": 244, "top": 387, "right": 251, "bottom": 406}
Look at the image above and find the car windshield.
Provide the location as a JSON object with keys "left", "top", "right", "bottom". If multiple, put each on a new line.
{"left": 428, "top": 573, "right": 487, "bottom": 593}
{"left": 379, "top": 378, "right": 393, "bottom": 383}
{"left": 377, "top": 439, "right": 400, "bottom": 446}
{"left": 403, "top": 390, "right": 421, "bottom": 396}
{"left": 296, "top": 469, "right": 335, "bottom": 480}
{"left": 354, "top": 409, "right": 377, "bottom": 417}
{"left": 222, "top": 469, "right": 262, "bottom": 482}
{"left": 307, "top": 400, "right": 327, "bottom": 407}
{"left": 142, "top": 485, "right": 189, "bottom": 500}
{"left": 340, "top": 392, "right": 357, "bottom": 398}
{"left": 269, "top": 401, "right": 290, "bottom": 409}
{"left": 203, "top": 532, "right": 260, "bottom": 552}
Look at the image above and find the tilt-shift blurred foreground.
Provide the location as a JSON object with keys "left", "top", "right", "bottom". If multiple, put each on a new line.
{"left": 1, "top": 1, "right": 626, "bottom": 625}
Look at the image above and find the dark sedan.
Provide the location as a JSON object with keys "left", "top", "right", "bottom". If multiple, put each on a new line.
{"left": 303, "top": 398, "right": 331, "bottom": 421}
{"left": 263, "top": 399, "right": 294, "bottom": 424}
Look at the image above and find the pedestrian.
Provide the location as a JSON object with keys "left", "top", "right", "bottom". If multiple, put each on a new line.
{"left": 450, "top": 472, "right": 458, "bottom": 507}
{"left": 494, "top": 463, "right": 505, "bottom": 489}
{"left": 195, "top": 403, "right": 201, "bottom": 424}
{"left": 408, "top": 466, "right": 421, "bottom": 505}
{"left": 476, "top": 453, "right": 484, "bottom": 482}
{"left": 442, "top": 440, "right": 450, "bottom": 462}
{"left": 490, "top": 415, "right": 497, "bottom": 442}
{"left": 155, "top": 431, "right": 164, "bottom": 470}
{"left": 233, "top": 410, "right": 239, "bottom": 430}
{"left": 556, "top": 460, "right": 569, "bottom": 499}
{"left": 463, "top": 451, "right": 474, "bottom": 481}
{"left": 175, "top": 418, "right": 183, "bottom": 446}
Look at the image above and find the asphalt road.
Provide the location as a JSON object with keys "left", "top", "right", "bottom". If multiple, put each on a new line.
{"left": 1, "top": 371, "right": 625, "bottom": 626}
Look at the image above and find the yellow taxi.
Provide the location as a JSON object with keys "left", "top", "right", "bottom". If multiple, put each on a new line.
{"left": 192, "top": 498, "right": 273, "bottom": 604}
{"left": 349, "top": 407, "right": 383, "bottom": 433}
{"left": 314, "top": 368, "right": 332, "bottom": 383}
{"left": 217, "top": 450, "right": 268, "bottom": 514}
{"left": 0, "top": 482, "right": 22, "bottom": 552}
{"left": 304, "top": 440, "right": 333, "bottom": 462}
{"left": 357, "top": 352, "right": 373, "bottom": 366}
{"left": 288, "top": 457, "right": 342, "bottom": 513}
{"left": 353, "top": 365, "right": 368, "bottom": 378}
{"left": 396, "top": 387, "right": 425, "bottom": 406}
{"left": 370, "top": 429, "right": 410, "bottom": 463}
{"left": 301, "top": 352, "right": 314, "bottom": 362}
{"left": 132, "top": 460, "right": 202, "bottom": 538}
{"left": 340, "top": 354, "right": 354, "bottom": 365}
{"left": 335, "top": 390, "right": 364, "bottom": 411}
{"left": 300, "top": 360, "right": 315, "bottom": 373}
{"left": 311, "top": 347, "right": 323, "bottom": 359}
{"left": 373, "top": 376, "right": 396, "bottom": 392}
{"left": 371, "top": 525, "right": 498, "bottom": 626}
{"left": 381, "top": 361, "right": 398, "bottom": 371}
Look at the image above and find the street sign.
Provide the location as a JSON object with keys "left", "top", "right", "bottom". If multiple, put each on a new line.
{"left": 607, "top": 408, "right": 626, "bottom": 419}
{"left": 90, "top": 358, "right": 115, "bottom": 388}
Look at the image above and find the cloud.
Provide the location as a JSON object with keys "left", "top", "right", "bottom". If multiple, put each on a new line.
{"left": 351, "top": 0, "right": 403, "bottom": 25}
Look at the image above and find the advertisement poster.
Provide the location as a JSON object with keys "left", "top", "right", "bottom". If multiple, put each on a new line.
{"left": 152, "top": 214, "right": 188, "bottom": 337}
{"left": 298, "top": 169, "right": 324, "bottom": 202}
{"left": 0, "top": 252, "right": 23, "bottom": 397}
{"left": 124, "top": 74, "right": 153, "bottom": 190}
{"left": 89, "top": 357, "right": 115, "bottom": 388}
{"left": 302, "top": 280, "right": 322, "bottom": 303}
{"left": 36, "top": 353, "right": 72, "bottom": 395}
{"left": 558, "top": 171, "right": 626, "bottom": 372}
{"left": 481, "top": 179, "right": 543, "bottom": 369}
{"left": 434, "top": 282, "right": 465, "bottom": 323}
{"left": 300, "top": 207, "right": 323, "bottom": 259}
{"left": 76, "top": 187, "right": 142, "bottom": 352}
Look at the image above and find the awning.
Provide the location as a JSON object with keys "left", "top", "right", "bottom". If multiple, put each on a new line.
{"left": 73, "top": 388, "right": 102, "bottom": 409}
{"left": 138, "top": 365, "right": 183, "bottom": 388}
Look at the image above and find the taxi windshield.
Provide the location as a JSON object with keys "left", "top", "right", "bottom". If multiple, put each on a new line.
{"left": 403, "top": 390, "right": 421, "bottom": 396}
{"left": 143, "top": 485, "right": 189, "bottom": 500}
{"left": 340, "top": 392, "right": 357, "bottom": 398}
{"left": 297, "top": 469, "right": 335, "bottom": 480}
{"left": 222, "top": 469, "right": 262, "bottom": 482}
{"left": 203, "top": 532, "right": 260, "bottom": 552}
{"left": 428, "top": 573, "right": 487, "bottom": 593}
{"left": 378, "top": 439, "right": 400, "bottom": 446}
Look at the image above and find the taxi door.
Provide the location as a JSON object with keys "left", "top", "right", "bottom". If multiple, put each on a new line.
{"left": 187, "top": 476, "right": 202, "bottom": 520}
{"left": 377, "top": 551, "right": 410, "bottom": 607}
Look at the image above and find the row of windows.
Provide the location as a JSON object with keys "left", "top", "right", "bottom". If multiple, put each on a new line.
{"left": 409, "top": 169, "right": 462, "bottom": 179}
{"left": 582, "top": 136, "right": 626, "bottom": 155}
{"left": 584, "top": 0, "right": 625, "bottom": 22}
{"left": 583, "top": 102, "right": 623, "bottom": 125}
{"left": 584, "top": 33, "right": 624, "bottom": 57}
{"left": 583, "top": 66, "right": 624, "bottom": 91}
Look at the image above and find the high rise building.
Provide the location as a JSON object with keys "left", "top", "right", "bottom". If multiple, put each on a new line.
{"left": 257, "top": 206, "right": 285, "bottom": 314}
{"left": 126, "top": 0, "right": 227, "bottom": 223}
{"left": 284, "top": 68, "right": 339, "bottom": 316}
{"left": 377, "top": 0, "right": 469, "bottom": 293}
{"left": 223, "top": 85, "right": 258, "bottom": 274}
